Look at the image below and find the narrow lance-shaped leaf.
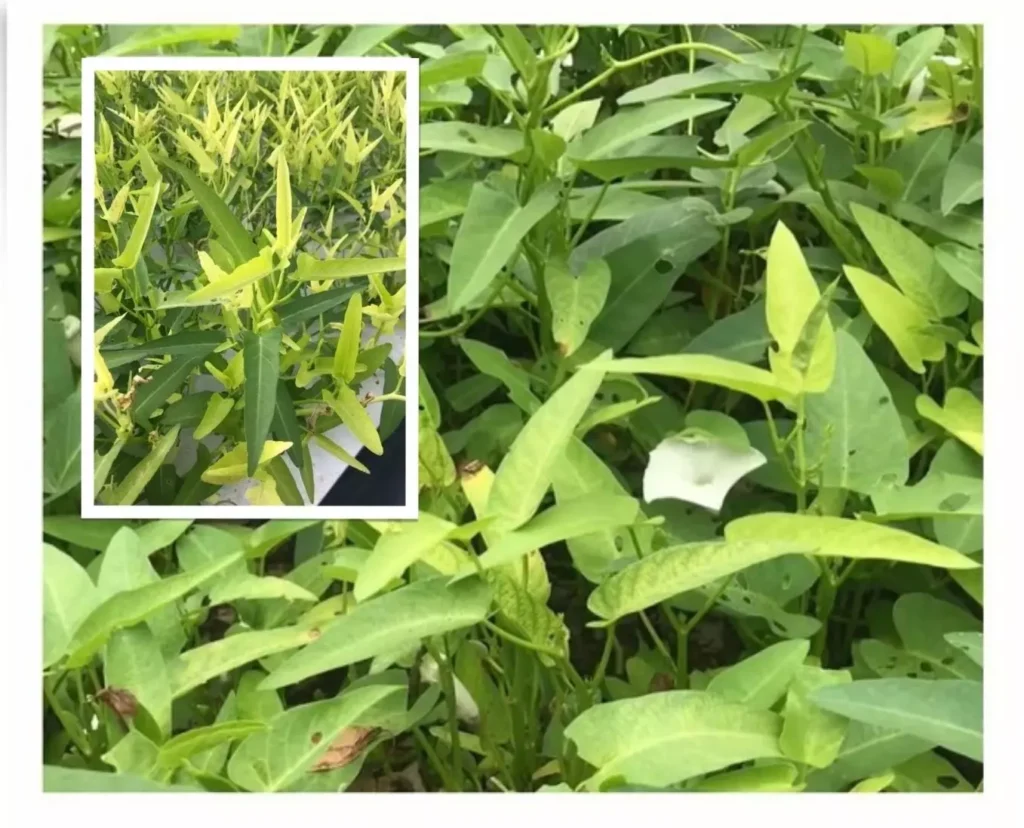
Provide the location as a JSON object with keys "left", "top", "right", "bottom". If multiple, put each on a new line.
{"left": 157, "top": 156, "right": 257, "bottom": 267}
{"left": 486, "top": 356, "right": 608, "bottom": 534}
{"left": 108, "top": 426, "right": 181, "bottom": 506}
{"left": 242, "top": 328, "right": 282, "bottom": 476}
{"left": 333, "top": 293, "right": 362, "bottom": 383}
{"left": 275, "top": 150, "right": 293, "bottom": 253}
{"left": 260, "top": 576, "right": 493, "bottom": 690}
{"left": 326, "top": 384, "right": 382, "bottom": 456}
{"left": 111, "top": 178, "right": 162, "bottom": 269}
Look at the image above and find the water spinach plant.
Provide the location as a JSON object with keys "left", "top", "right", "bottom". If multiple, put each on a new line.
{"left": 43, "top": 23, "right": 982, "bottom": 794}
{"left": 91, "top": 68, "right": 408, "bottom": 506}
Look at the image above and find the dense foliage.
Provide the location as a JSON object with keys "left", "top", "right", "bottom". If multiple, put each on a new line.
{"left": 90, "top": 68, "right": 407, "bottom": 506}
{"left": 43, "top": 24, "right": 982, "bottom": 793}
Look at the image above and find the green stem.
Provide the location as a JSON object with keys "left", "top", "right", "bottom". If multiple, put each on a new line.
{"left": 425, "top": 639, "right": 463, "bottom": 792}
{"left": 811, "top": 565, "right": 838, "bottom": 661}
{"left": 590, "top": 623, "right": 617, "bottom": 690}
{"left": 544, "top": 42, "right": 744, "bottom": 116}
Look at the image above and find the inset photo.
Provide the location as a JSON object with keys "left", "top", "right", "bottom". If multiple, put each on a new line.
{"left": 81, "top": 56, "right": 418, "bottom": 518}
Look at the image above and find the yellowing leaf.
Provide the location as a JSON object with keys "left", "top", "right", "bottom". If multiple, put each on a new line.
{"left": 843, "top": 266, "right": 945, "bottom": 374}
{"left": 765, "top": 221, "right": 835, "bottom": 394}
{"left": 111, "top": 179, "right": 162, "bottom": 269}
{"left": 370, "top": 177, "right": 403, "bottom": 213}
{"left": 188, "top": 248, "right": 274, "bottom": 304}
{"left": 725, "top": 513, "right": 979, "bottom": 570}
{"left": 201, "top": 441, "right": 293, "bottom": 485}
{"left": 274, "top": 151, "right": 293, "bottom": 253}
{"left": 333, "top": 293, "right": 362, "bottom": 382}
{"left": 326, "top": 385, "right": 382, "bottom": 456}
{"left": 916, "top": 389, "right": 983, "bottom": 455}
{"left": 193, "top": 393, "right": 235, "bottom": 440}
{"left": 174, "top": 129, "right": 217, "bottom": 175}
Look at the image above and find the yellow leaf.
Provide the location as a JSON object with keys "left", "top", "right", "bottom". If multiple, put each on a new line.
{"left": 765, "top": 221, "right": 835, "bottom": 394}
{"left": 333, "top": 293, "right": 362, "bottom": 383}
{"left": 370, "top": 177, "right": 403, "bottom": 213}
{"left": 188, "top": 248, "right": 274, "bottom": 304}
{"left": 275, "top": 151, "right": 293, "bottom": 253}
{"left": 844, "top": 266, "right": 945, "bottom": 374}
{"left": 916, "top": 389, "right": 983, "bottom": 455}
{"left": 202, "top": 441, "right": 293, "bottom": 485}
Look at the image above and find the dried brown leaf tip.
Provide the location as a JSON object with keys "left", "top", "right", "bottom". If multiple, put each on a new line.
{"left": 309, "top": 726, "right": 379, "bottom": 773}
{"left": 648, "top": 673, "right": 674, "bottom": 693}
{"left": 95, "top": 687, "right": 138, "bottom": 720}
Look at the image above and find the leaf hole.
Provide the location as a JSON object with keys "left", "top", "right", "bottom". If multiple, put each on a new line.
{"left": 877, "top": 396, "right": 890, "bottom": 405}
{"left": 937, "top": 775, "right": 960, "bottom": 790}
{"left": 654, "top": 259, "right": 672, "bottom": 275}
{"left": 920, "top": 662, "right": 933, "bottom": 673}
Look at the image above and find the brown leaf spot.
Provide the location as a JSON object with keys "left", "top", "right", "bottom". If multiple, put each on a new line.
{"left": 310, "top": 732, "right": 323, "bottom": 745}
{"left": 306, "top": 627, "right": 321, "bottom": 641}
{"left": 649, "top": 673, "right": 674, "bottom": 693}
{"left": 309, "top": 726, "right": 379, "bottom": 773}
{"left": 95, "top": 687, "right": 138, "bottom": 720}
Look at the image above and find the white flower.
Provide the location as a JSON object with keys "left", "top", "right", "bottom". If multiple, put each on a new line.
{"left": 643, "top": 435, "right": 767, "bottom": 513}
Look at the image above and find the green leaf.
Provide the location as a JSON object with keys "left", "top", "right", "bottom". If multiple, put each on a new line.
{"left": 805, "top": 328, "right": 909, "bottom": 493}
{"left": 104, "top": 624, "right": 173, "bottom": 737}
{"left": 850, "top": 203, "right": 967, "bottom": 319}
{"left": 934, "top": 243, "right": 983, "bottom": 301}
{"left": 724, "top": 513, "right": 979, "bottom": 570}
{"left": 589, "top": 540, "right": 795, "bottom": 624}
{"left": 811, "top": 679, "right": 982, "bottom": 761}
{"left": 108, "top": 426, "right": 181, "bottom": 506}
{"left": 355, "top": 514, "right": 458, "bottom": 602}
{"left": 565, "top": 690, "right": 783, "bottom": 790}
{"left": 43, "top": 544, "right": 101, "bottom": 668}
{"left": 474, "top": 493, "right": 640, "bottom": 573}
{"left": 271, "top": 379, "right": 305, "bottom": 467}
{"left": 242, "top": 328, "right": 282, "bottom": 476}
{"left": 586, "top": 355, "right": 792, "bottom": 406}
{"left": 941, "top": 131, "right": 983, "bottom": 215}
{"left": 945, "top": 632, "right": 983, "bottom": 667}
{"left": 707, "top": 639, "right": 810, "bottom": 710}
{"left": 420, "top": 121, "right": 525, "bottom": 158}
{"left": 447, "top": 180, "right": 559, "bottom": 311}
{"left": 916, "top": 388, "right": 983, "bottom": 455}
{"left": 804, "top": 720, "right": 932, "bottom": 792}
{"left": 568, "top": 99, "right": 728, "bottom": 164}
{"left": 485, "top": 357, "right": 607, "bottom": 534}
{"left": 333, "top": 293, "right": 362, "bottom": 382}
{"left": 260, "top": 576, "right": 493, "bottom": 689}
{"left": 133, "top": 355, "right": 204, "bottom": 421}
{"left": 311, "top": 433, "right": 369, "bottom": 473}
{"left": 779, "top": 665, "right": 852, "bottom": 768}
{"left": 335, "top": 25, "right": 403, "bottom": 56}
{"left": 111, "top": 179, "right": 162, "bottom": 269}
{"left": 201, "top": 441, "right": 292, "bottom": 485}
{"left": 893, "top": 27, "right": 946, "bottom": 87}
{"left": 683, "top": 302, "right": 770, "bottom": 364}
{"left": 43, "top": 766, "right": 197, "bottom": 793}
{"left": 101, "top": 25, "right": 241, "bottom": 56}
{"left": 871, "top": 472, "right": 982, "bottom": 521}
{"left": 157, "top": 720, "right": 267, "bottom": 770}
{"left": 292, "top": 254, "right": 404, "bottom": 281}
{"left": 572, "top": 199, "right": 719, "bottom": 350}
{"left": 44, "top": 389, "right": 81, "bottom": 498}
{"left": 101, "top": 329, "right": 222, "bottom": 370}
{"left": 278, "top": 283, "right": 361, "bottom": 328}
{"left": 548, "top": 258, "right": 611, "bottom": 357}
{"left": 843, "top": 266, "right": 945, "bottom": 374}
{"left": 765, "top": 221, "right": 836, "bottom": 394}
{"left": 843, "top": 32, "right": 897, "bottom": 76}
{"left": 551, "top": 439, "right": 642, "bottom": 582}
{"left": 158, "top": 156, "right": 257, "bottom": 267}
{"left": 187, "top": 248, "right": 274, "bottom": 304}
{"left": 65, "top": 549, "right": 243, "bottom": 668}
{"left": 227, "top": 683, "right": 402, "bottom": 791}
{"left": 168, "top": 626, "right": 320, "bottom": 699}
{"left": 420, "top": 50, "right": 488, "bottom": 87}
{"left": 326, "top": 384, "right": 382, "bottom": 456}
{"left": 193, "top": 393, "right": 235, "bottom": 441}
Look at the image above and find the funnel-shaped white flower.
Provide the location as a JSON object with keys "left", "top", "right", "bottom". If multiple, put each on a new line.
{"left": 643, "top": 435, "right": 767, "bottom": 513}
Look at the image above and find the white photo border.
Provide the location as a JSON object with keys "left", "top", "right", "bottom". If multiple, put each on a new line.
{"left": 79, "top": 55, "right": 420, "bottom": 519}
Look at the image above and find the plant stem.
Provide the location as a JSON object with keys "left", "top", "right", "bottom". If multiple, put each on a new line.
{"left": 545, "top": 42, "right": 744, "bottom": 116}
{"left": 425, "top": 639, "right": 463, "bottom": 792}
